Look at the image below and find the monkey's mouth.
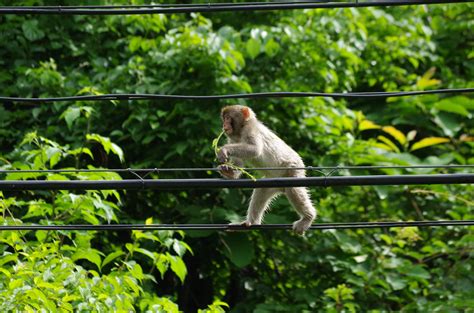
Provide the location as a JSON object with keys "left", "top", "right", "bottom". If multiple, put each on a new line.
{"left": 223, "top": 127, "right": 232, "bottom": 135}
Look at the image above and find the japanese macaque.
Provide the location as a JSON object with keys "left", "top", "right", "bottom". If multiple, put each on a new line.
{"left": 217, "top": 105, "right": 316, "bottom": 235}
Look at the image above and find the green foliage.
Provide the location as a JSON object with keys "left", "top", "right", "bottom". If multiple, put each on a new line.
{"left": 0, "top": 133, "right": 193, "bottom": 311}
{"left": 0, "top": 1, "right": 473, "bottom": 312}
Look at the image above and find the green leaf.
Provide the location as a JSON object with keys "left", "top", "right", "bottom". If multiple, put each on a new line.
{"left": 402, "top": 265, "right": 431, "bottom": 280}
{"left": 69, "top": 147, "right": 94, "bottom": 159}
{"left": 35, "top": 230, "right": 48, "bottom": 242}
{"left": 135, "top": 247, "right": 156, "bottom": 261}
{"left": 155, "top": 254, "right": 169, "bottom": 278}
{"left": 167, "top": 253, "right": 187, "bottom": 283}
{"left": 132, "top": 230, "right": 161, "bottom": 242}
{"left": 433, "top": 113, "right": 462, "bottom": 137}
{"left": 102, "top": 250, "right": 125, "bottom": 269}
{"left": 331, "top": 231, "right": 362, "bottom": 254}
{"left": 410, "top": 137, "right": 450, "bottom": 151}
{"left": 129, "top": 262, "right": 145, "bottom": 281}
{"left": 87, "top": 134, "right": 124, "bottom": 162}
{"left": 110, "top": 143, "right": 125, "bottom": 163}
{"left": 377, "top": 135, "right": 400, "bottom": 153}
{"left": 72, "top": 249, "right": 103, "bottom": 271}
{"left": 223, "top": 233, "right": 255, "bottom": 268}
{"left": 129, "top": 36, "right": 142, "bottom": 52}
{"left": 416, "top": 67, "right": 440, "bottom": 89}
{"left": 264, "top": 38, "right": 280, "bottom": 57}
{"left": 87, "top": 133, "right": 112, "bottom": 153}
{"left": 385, "top": 274, "right": 407, "bottom": 290}
{"left": 172, "top": 240, "right": 186, "bottom": 257}
{"left": 382, "top": 126, "right": 406, "bottom": 145}
{"left": 61, "top": 107, "right": 81, "bottom": 129}
{"left": 45, "top": 147, "right": 62, "bottom": 168}
{"left": 359, "top": 120, "right": 381, "bottom": 131}
{"left": 246, "top": 38, "right": 261, "bottom": 60}
{"left": 373, "top": 186, "right": 389, "bottom": 200}
{"left": 22, "top": 20, "right": 45, "bottom": 41}
{"left": 434, "top": 99, "right": 472, "bottom": 117}
{"left": 449, "top": 96, "right": 474, "bottom": 110}
{"left": 124, "top": 276, "right": 142, "bottom": 295}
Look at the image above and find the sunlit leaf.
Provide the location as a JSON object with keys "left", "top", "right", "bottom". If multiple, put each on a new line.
{"left": 167, "top": 253, "right": 187, "bottom": 283}
{"left": 382, "top": 126, "right": 406, "bottom": 145}
{"left": 410, "top": 137, "right": 450, "bottom": 151}
{"left": 101, "top": 250, "right": 125, "bottom": 269}
{"left": 359, "top": 120, "right": 381, "bottom": 131}
{"left": 416, "top": 67, "right": 441, "bottom": 89}
{"left": 135, "top": 247, "right": 156, "bottom": 261}
{"left": 377, "top": 136, "right": 400, "bottom": 152}
{"left": 71, "top": 249, "right": 103, "bottom": 271}
{"left": 246, "top": 38, "right": 261, "bottom": 60}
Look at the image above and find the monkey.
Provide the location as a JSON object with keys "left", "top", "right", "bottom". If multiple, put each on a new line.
{"left": 217, "top": 105, "right": 316, "bottom": 235}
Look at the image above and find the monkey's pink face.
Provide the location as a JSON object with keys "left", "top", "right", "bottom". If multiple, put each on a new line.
{"left": 222, "top": 115, "right": 234, "bottom": 135}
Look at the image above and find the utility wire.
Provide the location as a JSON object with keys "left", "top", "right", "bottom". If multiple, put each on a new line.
{"left": 0, "top": 1, "right": 336, "bottom": 10}
{"left": 1, "top": 164, "right": 474, "bottom": 174}
{"left": 0, "top": 174, "right": 473, "bottom": 191}
{"left": 0, "top": 0, "right": 471, "bottom": 15}
{"left": 1, "top": 88, "right": 473, "bottom": 104}
{"left": 0, "top": 220, "right": 473, "bottom": 231}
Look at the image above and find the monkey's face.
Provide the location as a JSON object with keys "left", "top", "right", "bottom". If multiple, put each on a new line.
{"left": 222, "top": 114, "right": 235, "bottom": 135}
{"left": 221, "top": 105, "right": 252, "bottom": 137}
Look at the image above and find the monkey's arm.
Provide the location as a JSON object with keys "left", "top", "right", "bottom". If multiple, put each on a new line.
{"left": 218, "top": 142, "right": 262, "bottom": 163}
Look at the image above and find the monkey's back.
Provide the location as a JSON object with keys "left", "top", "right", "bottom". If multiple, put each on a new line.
{"left": 250, "top": 122, "right": 305, "bottom": 178}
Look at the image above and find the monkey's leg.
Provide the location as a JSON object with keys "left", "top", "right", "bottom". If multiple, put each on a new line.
{"left": 285, "top": 187, "right": 316, "bottom": 235}
{"left": 244, "top": 188, "right": 281, "bottom": 226}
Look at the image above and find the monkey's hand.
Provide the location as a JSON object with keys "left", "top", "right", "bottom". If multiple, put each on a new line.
{"left": 217, "top": 147, "right": 229, "bottom": 164}
{"left": 218, "top": 164, "right": 241, "bottom": 179}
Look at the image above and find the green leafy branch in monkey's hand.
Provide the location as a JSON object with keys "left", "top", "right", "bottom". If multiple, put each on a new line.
{"left": 212, "top": 130, "right": 256, "bottom": 181}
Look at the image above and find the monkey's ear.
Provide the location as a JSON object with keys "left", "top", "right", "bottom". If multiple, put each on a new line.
{"left": 241, "top": 107, "right": 251, "bottom": 120}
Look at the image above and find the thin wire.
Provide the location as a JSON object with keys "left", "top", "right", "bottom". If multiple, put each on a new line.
{"left": 1, "top": 88, "right": 473, "bottom": 103}
{"left": 1, "top": 164, "right": 473, "bottom": 174}
{"left": 0, "top": 0, "right": 470, "bottom": 15}
{"left": 0, "top": 220, "right": 472, "bottom": 231}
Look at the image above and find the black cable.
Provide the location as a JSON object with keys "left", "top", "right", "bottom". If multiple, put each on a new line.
{"left": 0, "top": 174, "right": 473, "bottom": 191}
{"left": 3, "top": 1, "right": 335, "bottom": 10}
{"left": 1, "top": 164, "right": 473, "bottom": 174}
{"left": 0, "top": 220, "right": 473, "bottom": 231}
{"left": 1, "top": 88, "right": 473, "bottom": 104}
{"left": 0, "top": 0, "right": 471, "bottom": 15}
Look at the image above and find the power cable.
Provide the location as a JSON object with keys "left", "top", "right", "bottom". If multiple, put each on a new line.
{"left": 0, "top": 0, "right": 471, "bottom": 15}
{"left": 1, "top": 88, "right": 473, "bottom": 103}
{"left": 0, "top": 220, "right": 472, "bottom": 231}
{"left": 0, "top": 174, "right": 473, "bottom": 191}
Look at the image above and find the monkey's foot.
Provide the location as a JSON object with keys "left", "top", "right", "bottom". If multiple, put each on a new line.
{"left": 292, "top": 219, "right": 312, "bottom": 236}
{"left": 240, "top": 220, "right": 252, "bottom": 227}
{"left": 226, "top": 220, "right": 252, "bottom": 232}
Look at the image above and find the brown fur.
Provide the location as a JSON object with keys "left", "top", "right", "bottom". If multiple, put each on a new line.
{"left": 218, "top": 105, "right": 316, "bottom": 235}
